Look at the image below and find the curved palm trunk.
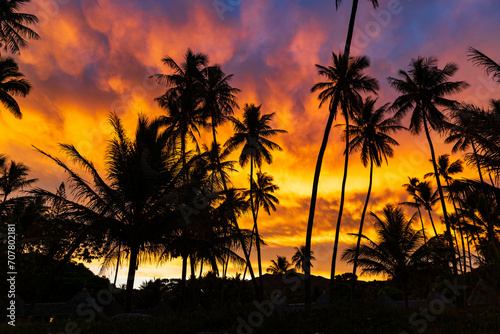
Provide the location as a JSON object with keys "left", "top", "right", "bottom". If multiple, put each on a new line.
{"left": 417, "top": 207, "right": 427, "bottom": 244}
{"left": 422, "top": 116, "right": 457, "bottom": 275}
{"left": 304, "top": 0, "right": 360, "bottom": 307}
{"left": 351, "top": 157, "right": 373, "bottom": 302}
{"left": 426, "top": 208, "right": 438, "bottom": 237}
{"left": 446, "top": 178, "right": 468, "bottom": 274}
{"left": 452, "top": 228, "right": 463, "bottom": 274}
{"left": 329, "top": 111, "right": 350, "bottom": 305}
{"left": 125, "top": 245, "right": 139, "bottom": 312}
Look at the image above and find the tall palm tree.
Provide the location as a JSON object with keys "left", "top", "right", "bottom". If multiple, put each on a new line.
{"left": 468, "top": 47, "right": 500, "bottom": 84}
{"left": 266, "top": 255, "right": 292, "bottom": 275}
{"left": 34, "top": 113, "right": 182, "bottom": 312}
{"left": 342, "top": 204, "right": 426, "bottom": 311}
{"left": 225, "top": 103, "right": 287, "bottom": 296}
{"left": 0, "top": 0, "right": 39, "bottom": 54}
{"left": 346, "top": 97, "right": 403, "bottom": 297}
{"left": 0, "top": 159, "right": 37, "bottom": 201}
{"left": 292, "top": 245, "right": 315, "bottom": 273}
{"left": 309, "top": 53, "right": 379, "bottom": 303}
{"left": 0, "top": 56, "right": 31, "bottom": 119}
{"left": 304, "top": 0, "right": 380, "bottom": 306}
{"left": 388, "top": 57, "right": 469, "bottom": 275}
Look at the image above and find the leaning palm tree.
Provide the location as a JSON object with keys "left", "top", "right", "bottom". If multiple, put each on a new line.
{"left": 404, "top": 180, "right": 440, "bottom": 237}
{"left": 342, "top": 204, "right": 426, "bottom": 311}
{"left": 468, "top": 47, "right": 500, "bottom": 84}
{"left": 388, "top": 57, "right": 469, "bottom": 275}
{"left": 292, "top": 245, "right": 315, "bottom": 273}
{"left": 0, "top": 159, "right": 37, "bottom": 201}
{"left": 266, "top": 255, "right": 292, "bottom": 276}
{"left": 304, "top": 0, "right": 380, "bottom": 306}
{"left": 0, "top": 0, "right": 39, "bottom": 54}
{"left": 34, "top": 113, "right": 182, "bottom": 312}
{"left": 402, "top": 177, "right": 429, "bottom": 244}
{"left": 345, "top": 97, "right": 403, "bottom": 297}
{"left": 225, "top": 103, "right": 287, "bottom": 296}
{"left": 0, "top": 56, "right": 31, "bottom": 119}
{"left": 309, "top": 53, "right": 379, "bottom": 303}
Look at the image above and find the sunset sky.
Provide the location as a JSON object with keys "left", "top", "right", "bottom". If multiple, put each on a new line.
{"left": 2, "top": 0, "right": 500, "bottom": 286}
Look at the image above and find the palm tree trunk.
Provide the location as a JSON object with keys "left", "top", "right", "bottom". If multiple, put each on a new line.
{"left": 113, "top": 244, "right": 121, "bottom": 287}
{"left": 304, "top": 0, "right": 359, "bottom": 307}
{"left": 472, "top": 142, "right": 485, "bottom": 183}
{"left": 330, "top": 109, "right": 350, "bottom": 305}
{"left": 180, "top": 255, "right": 188, "bottom": 312}
{"left": 452, "top": 228, "right": 463, "bottom": 274}
{"left": 125, "top": 245, "right": 139, "bottom": 312}
{"left": 199, "top": 260, "right": 204, "bottom": 278}
{"left": 467, "top": 234, "right": 473, "bottom": 271}
{"left": 426, "top": 209, "right": 438, "bottom": 237}
{"left": 417, "top": 207, "right": 427, "bottom": 244}
{"left": 422, "top": 115, "right": 457, "bottom": 276}
{"left": 446, "top": 178, "right": 468, "bottom": 275}
{"left": 401, "top": 282, "right": 409, "bottom": 312}
{"left": 249, "top": 156, "right": 264, "bottom": 297}
{"left": 351, "top": 157, "right": 373, "bottom": 302}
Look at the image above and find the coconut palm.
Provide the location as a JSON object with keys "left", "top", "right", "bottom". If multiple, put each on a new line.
{"left": 266, "top": 255, "right": 292, "bottom": 275}
{"left": 309, "top": 53, "right": 379, "bottom": 303}
{"left": 304, "top": 0, "right": 380, "bottom": 306}
{"left": 33, "top": 113, "right": 183, "bottom": 312}
{"left": 342, "top": 204, "right": 426, "bottom": 311}
{"left": 292, "top": 245, "right": 315, "bottom": 273}
{"left": 0, "top": 56, "right": 31, "bottom": 119}
{"left": 345, "top": 97, "right": 403, "bottom": 296}
{"left": 468, "top": 47, "right": 500, "bottom": 84}
{"left": 446, "top": 103, "right": 487, "bottom": 183}
{"left": 0, "top": 0, "right": 39, "bottom": 54}
{"left": 388, "top": 57, "right": 469, "bottom": 275}
{"left": 225, "top": 103, "right": 287, "bottom": 295}
{"left": 0, "top": 159, "right": 37, "bottom": 201}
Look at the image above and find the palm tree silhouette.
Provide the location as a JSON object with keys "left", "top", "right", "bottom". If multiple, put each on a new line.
{"left": 342, "top": 204, "right": 426, "bottom": 311}
{"left": 388, "top": 57, "right": 469, "bottom": 275}
{"left": 304, "top": 0, "right": 379, "bottom": 306}
{"left": 446, "top": 103, "right": 492, "bottom": 184}
{"left": 403, "top": 179, "right": 440, "bottom": 237}
{"left": 225, "top": 103, "right": 287, "bottom": 296}
{"left": 292, "top": 245, "right": 315, "bottom": 273}
{"left": 266, "top": 255, "right": 292, "bottom": 275}
{"left": 34, "top": 113, "right": 183, "bottom": 312}
{"left": 345, "top": 97, "right": 402, "bottom": 297}
{"left": 0, "top": 159, "right": 37, "bottom": 201}
{"left": 309, "top": 53, "right": 378, "bottom": 303}
{"left": 0, "top": 56, "right": 31, "bottom": 119}
{"left": 0, "top": 0, "right": 39, "bottom": 54}
{"left": 468, "top": 47, "right": 500, "bottom": 84}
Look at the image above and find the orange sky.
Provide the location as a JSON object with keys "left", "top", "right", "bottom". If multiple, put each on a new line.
{"left": 2, "top": 0, "right": 500, "bottom": 286}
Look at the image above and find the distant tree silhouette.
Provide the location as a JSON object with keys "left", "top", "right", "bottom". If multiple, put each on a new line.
{"left": 266, "top": 255, "right": 292, "bottom": 275}
{"left": 292, "top": 245, "right": 315, "bottom": 273}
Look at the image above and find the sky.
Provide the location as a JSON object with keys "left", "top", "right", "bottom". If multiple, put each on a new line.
{"left": 2, "top": 0, "right": 500, "bottom": 287}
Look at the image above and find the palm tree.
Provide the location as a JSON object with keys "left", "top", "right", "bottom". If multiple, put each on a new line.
{"left": 153, "top": 49, "right": 208, "bottom": 164}
{"left": 446, "top": 103, "right": 487, "bottom": 183}
{"left": 388, "top": 57, "right": 469, "bottom": 275}
{"left": 304, "top": 0, "right": 379, "bottom": 306}
{"left": 225, "top": 103, "right": 287, "bottom": 296}
{"left": 0, "top": 159, "right": 37, "bottom": 201}
{"left": 266, "top": 255, "right": 292, "bottom": 275}
{"left": 346, "top": 97, "right": 403, "bottom": 297}
{"left": 0, "top": 0, "right": 39, "bottom": 54}
{"left": 309, "top": 53, "right": 379, "bottom": 303}
{"left": 34, "top": 113, "right": 182, "bottom": 312}
{"left": 468, "top": 47, "right": 500, "bottom": 84}
{"left": 292, "top": 245, "right": 315, "bottom": 273}
{"left": 342, "top": 204, "right": 426, "bottom": 311}
{"left": 0, "top": 56, "right": 31, "bottom": 119}
{"left": 402, "top": 177, "right": 429, "bottom": 242}
{"left": 404, "top": 180, "right": 440, "bottom": 237}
